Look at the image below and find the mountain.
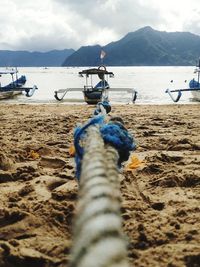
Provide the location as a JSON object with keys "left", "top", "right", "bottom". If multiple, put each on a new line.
{"left": 62, "top": 26, "right": 200, "bottom": 66}
{"left": 0, "top": 49, "right": 75, "bottom": 67}
{"left": 62, "top": 45, "right": 103, "bottom": 66}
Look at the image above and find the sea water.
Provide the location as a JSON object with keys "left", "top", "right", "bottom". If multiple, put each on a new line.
{"left": 0, "top": 66, "right": 198, "bottom": 104}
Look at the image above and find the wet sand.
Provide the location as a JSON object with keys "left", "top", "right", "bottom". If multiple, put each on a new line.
{"left": 0, "top": 103, "right": 199, "bottom": 266}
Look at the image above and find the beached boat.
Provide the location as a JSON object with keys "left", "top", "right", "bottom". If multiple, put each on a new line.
{"left": 0, "top": 69, "right": 38, "bottom": 100}
{"left": 54, "top": 65, "right": 137, "bottom": 104}
{"left": 166, "top": 60, "right": 200, "bottom": 102}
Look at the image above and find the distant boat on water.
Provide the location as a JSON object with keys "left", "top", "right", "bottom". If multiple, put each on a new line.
{"left": 166, "top": 59, "right": 200, "bottom": 102}
{"left": 189, "top": 63, "right": 200, "bottom": 101}
{"left": 0, "top": 68, "right": 38, "bottom": 100}
{"left": 54, "top": 64, "right": 137, "bottom": 104}
{"left": 55, "top": 49, "right": 137, "bottom": 104}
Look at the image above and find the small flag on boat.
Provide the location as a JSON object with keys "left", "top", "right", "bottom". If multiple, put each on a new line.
{"left": 100, "top": 50, "right": 106, "bottom": 59}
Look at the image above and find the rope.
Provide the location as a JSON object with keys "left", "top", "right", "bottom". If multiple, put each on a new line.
{"left": 69, "top": 126, "right": 129, "bottom": 267}
{"left": 74, "top": 115, "right": 105, "bottom": 179}
{"left": 69, "top": 102, "right": 135, "bottom": 267}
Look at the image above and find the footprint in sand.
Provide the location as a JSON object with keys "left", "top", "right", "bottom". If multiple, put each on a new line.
{"left": 37, "top": 146, "right": 54, "bottom": 156}
{"left": 150, "top": 171, "right": 200, "bottom": 188}
{"left": 0, "top": 209, "right": 39, "bottom": 241}
{"left": 46, "top": 178, "right": 66, "bottom": 191}
{"left": 18, "top": 184, "right": 35, "bottom": 197}
{"left": 0, "top": 209, "right": 27, "bottom": 229}
{"left": 39, "top": 157, "right": 66, "bottom": 169}
{"left": 0, "top": 153, "right": 14, "bottom": 171}
{"left": 13, "top": 164, "right": 39, "bottom": 181}
{"left": 44, "top": 176, "right": 77, "bottom": 200}
{"left": 51, "top": 180, "right": 78, "bottom": 201}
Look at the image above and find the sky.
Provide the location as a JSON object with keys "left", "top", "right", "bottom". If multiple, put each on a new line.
{"left": 0, "top": 0, "right": 200, "bottom": 52}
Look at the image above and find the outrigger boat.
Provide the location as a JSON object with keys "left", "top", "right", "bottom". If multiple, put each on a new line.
{"left": 54, "top": 65, "right": 137, "bottom": 104}
{"left": 165, "top": 60, "right": 200, "bottom": 102}
{"left": 0, "top": 69, "right": 38, "bottom": 100}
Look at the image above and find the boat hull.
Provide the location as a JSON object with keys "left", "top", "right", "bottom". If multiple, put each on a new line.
{"left": 189, "top": 79, "right": 200, "bottom": 101}
{"left": 83, "top": 90, "right": 103, "bottom": 104}
{"left": 0, "top": 91, "right": 22, "bottom": 100}
{"left": 191, "top": 90, "right": 200, "bottom": 101}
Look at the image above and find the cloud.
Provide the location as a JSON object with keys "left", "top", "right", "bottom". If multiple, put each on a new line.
{"left": 0, "top": 0, "right": 200, "bottom": 51}
{"left": 183, "top": 6, "right": 200, "bottom": 35}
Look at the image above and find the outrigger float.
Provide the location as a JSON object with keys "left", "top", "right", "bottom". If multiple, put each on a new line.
{"left": 165, "top": 60, "right": 200, "bottom": 102}
{"left": 0, "top": 69, "right": 38, "bottom": 100}
{"left": 54, "top": 65, "right": 137, "bottom": 104}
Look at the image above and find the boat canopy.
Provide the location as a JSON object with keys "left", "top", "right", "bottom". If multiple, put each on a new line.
{"left": 0, "top": 70, "right": 17, "bottom": 75}
{"left": 79, "top": 67, "right": 114, "bottom": 77}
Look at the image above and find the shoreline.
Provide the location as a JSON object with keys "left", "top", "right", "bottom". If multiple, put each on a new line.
{"left": 0, "top": 101, "right": 199, "bottom": 106}
{"left": 0, "top": 103, "right": 199, "bottom": 266}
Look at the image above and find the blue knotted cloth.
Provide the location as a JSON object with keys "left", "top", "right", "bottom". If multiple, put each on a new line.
{"left": 74, "top": 115, "right": 136, "bottom": 180}
{"left": 94, "top": 100, "right": 112, "bottom": 115}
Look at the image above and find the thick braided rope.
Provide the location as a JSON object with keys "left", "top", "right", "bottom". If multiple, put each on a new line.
{"left": 70, "top": 126, "right": 129, "bottom": 267}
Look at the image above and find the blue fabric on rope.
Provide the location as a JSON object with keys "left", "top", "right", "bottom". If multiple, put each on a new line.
{"left": 100, "top": 122, "right": 136, "bottom": 166}
{"left": 94, "top": 100, "right": 111, "bottom": 115}
{"left": 74, "top": 115, "right": 136, "bottom": 180}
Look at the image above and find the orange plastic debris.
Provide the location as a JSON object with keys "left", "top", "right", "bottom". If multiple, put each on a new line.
{"left": 69, "top": 145, "right": 76, "bottom": 157}
{"left": 125, "top": 155, "right": 145, "bottom": 171}
{"left": 27, "top": 150, "right": 40, "bottom": 160}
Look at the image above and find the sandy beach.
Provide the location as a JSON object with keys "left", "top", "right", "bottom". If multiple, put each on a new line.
{"left": 0, "top": 103, "right": 199, "bottom": 267}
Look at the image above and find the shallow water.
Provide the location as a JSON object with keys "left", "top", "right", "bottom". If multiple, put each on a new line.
{"left": 0, "top": 66, "right": 199, "bottom": 104}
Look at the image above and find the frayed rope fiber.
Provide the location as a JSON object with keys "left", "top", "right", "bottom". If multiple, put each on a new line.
{"left": 94, "top": 100, "right": 112, "bottom": 115}
{"left": 74, "top": 115, "right": 136, "bottom": 180}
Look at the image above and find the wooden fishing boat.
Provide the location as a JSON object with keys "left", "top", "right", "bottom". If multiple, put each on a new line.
{"left": 166, "top": 60, "right": 200, "bottom": 102}
{"left": 54, "top": 65, "right": 137, "bottom": 104}
{"left": 0, "top": 69, "right": 38, "bottom": 100}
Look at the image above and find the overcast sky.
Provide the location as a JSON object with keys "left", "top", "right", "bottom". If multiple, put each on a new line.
{"left": 0, "top": 0, "right": 200, "bottom": 52}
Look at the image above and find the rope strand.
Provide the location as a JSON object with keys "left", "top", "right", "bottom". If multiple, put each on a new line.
{"left": 70, "top": 126, "right": 129, "bottom": 267}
